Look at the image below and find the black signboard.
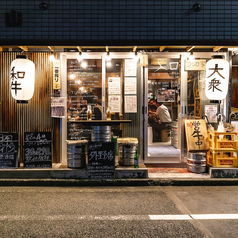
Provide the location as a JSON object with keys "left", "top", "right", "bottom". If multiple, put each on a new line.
{"left": 24, "top": 132, "right": 52, "bottom": 168}
{"left": 0, "top": 133, "right": 18, "bottom": 168}
{"left": 87, "top": 142, "right": 115, "bottom": 179}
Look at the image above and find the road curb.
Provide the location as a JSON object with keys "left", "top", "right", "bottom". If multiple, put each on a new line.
{"left": 1, "top": 178, "right": 238, "bottom": 186}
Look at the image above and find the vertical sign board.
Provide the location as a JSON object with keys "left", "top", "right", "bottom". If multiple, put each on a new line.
{"left": 87, "top": 142, "right": 115, "bottom": 179}
{"left": 0, "top": 133, "right": 18, "bottom": 168}
{"left": 185, "top": 120, "right": 209, "bottom": 152}
{"left": 24, "top": 132, "right": 52, "bottom": 168}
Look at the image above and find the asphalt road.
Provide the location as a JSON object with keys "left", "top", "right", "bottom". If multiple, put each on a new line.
{"left": 0, "top": 186, "right": 238, "bottom": 238}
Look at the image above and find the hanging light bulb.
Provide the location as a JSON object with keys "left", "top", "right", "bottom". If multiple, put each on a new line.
{"left": 189, "top": 52, "right": 195, "bottom": 62}
{"left": 49, "top": 54, "right": 55, "bottom": 62}
{"left": 77, "top": 51, "right": 83, "bottom": 62}
{"left": 133, "top": 51, "right": 139, "bottom": 62}
{"left": 105, "top": 52, "right": 111, "bottom": 62}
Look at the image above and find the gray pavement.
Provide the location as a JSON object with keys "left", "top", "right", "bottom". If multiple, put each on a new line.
{"left": 1, "top": 186, "right": 238, "bottom": 237}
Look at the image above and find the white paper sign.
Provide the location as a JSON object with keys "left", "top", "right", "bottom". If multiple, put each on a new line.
{"left": 108, "top": 95, "right": 121, "bottom": 113}
{"left": 125, "top": 96, "right": 137, "bottom": 113}
{"left": 125, "top": 77, "right": 137, "bottom": 94}
{"left": 51, "top": 97, "right": 67, "bottom": 118}
{"left": 205, "top": 105, "right": 218, "bottom": 123}
{"left": 205, "top": 58, "right": 229, "bottom": 100}
{"left": 108, "top": 77, "right": 120, "bottom": 95}
{"left": 125, "top": 59, "right": 137, "bottom": 76}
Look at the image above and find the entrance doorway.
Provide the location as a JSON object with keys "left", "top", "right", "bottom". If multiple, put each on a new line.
{"left": 144, "top": 53, "right": 182, "bottom": 164}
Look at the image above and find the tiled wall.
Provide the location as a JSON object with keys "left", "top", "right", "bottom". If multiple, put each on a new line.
{"left": 0, "top": 0, "right": 237, "bottom": 45}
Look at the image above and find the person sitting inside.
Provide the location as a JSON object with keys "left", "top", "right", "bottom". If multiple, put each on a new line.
{"left": 148, "top": 104, "right": 157, "bottom": 126}
{"left": 151, "top": 101, "right": 172, "bottom": 142}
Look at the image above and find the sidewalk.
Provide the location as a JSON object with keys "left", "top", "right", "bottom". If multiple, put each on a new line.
{"left": 0, "top": 163, "right": 238, "bottom": 186}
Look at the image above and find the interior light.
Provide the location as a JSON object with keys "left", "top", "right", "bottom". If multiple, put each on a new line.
{"left": 81, "top": 61, "right": 88, "bottom": 68}
{"left": 69, "top": 74, "right": 76, "bottom": 79}
{"left": 106, "top": 61, "right": 112, "bottom": 67}
{"left": 77, "top": 80, "right": 81, "bottom": 84}
{"left": 77, "top": 52, "right": 83, "bottom": 62}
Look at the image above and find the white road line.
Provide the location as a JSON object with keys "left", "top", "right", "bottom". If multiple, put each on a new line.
{"left": 149, "top": 215, "right": 192, "bottom": 220}
{"left": 1, "top": 214, "right": 238, "bottom": 221}
{"left": 191, "top": 214, "right": 238, "bottom": 220}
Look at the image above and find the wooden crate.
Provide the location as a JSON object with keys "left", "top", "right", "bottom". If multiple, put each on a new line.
{"left": 207, "top": 150, "right": 238, "bottom": 167}
{"left": 208, "top": 131, "right": 238, "bottom": 149}
{"left": 207, "top": 131, "right": 238, "bottom": 167}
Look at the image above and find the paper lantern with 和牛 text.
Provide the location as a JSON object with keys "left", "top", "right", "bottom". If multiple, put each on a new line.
{"left": 205, "top": 58, "right": 229, "bottom": 100}
{"left": 10, "top": 55, "right": 35, "bottom": 102}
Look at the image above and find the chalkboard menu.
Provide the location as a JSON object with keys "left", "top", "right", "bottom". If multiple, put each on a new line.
{"left": 24, "top": 132, "right": 52, "bottom": 168}
{"left": 67, "top": 59, "right": 102, "bottom": 140}
{"left": 0, "top": 133, "right": 18, "bottom": 168}
{"left": 87, "top": 142, "right": 115, "bottom": 179}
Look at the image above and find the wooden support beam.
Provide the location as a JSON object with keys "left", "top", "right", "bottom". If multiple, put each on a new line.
{"left": 160, "top": 46, "right": 166, "bottom": 52}
{"left": 133, "top": 46, "right": 137, "bottom": 52}
{"left": 186, "top": 46, "right": 195, "bottom": 52}
{"left": 19, "top": 46, "right": 28, "bottom": 51}
{"left": 48, "top": 46, "right": 55, "bottom": 52}
{"left": 77, "top": 46, "right": 82, "bottom": 52}
{"left": 213, "top": 46, "right": 223, "bottom": 52}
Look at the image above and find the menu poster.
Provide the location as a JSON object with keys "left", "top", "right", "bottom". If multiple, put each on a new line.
{"left": 125, "top": 95, "right": 137, "bottom": 113}
{"left": 108, "top": 77, "right": 120, "bottom": 95}
{"left": 157, "top": 89, "right": 175, "bottom": 102}
{"left": 108, "top": 95, "right": 121, "bottom": 113}
{"left": 125, "top": 59, "right": 137, "bottom": 76}
{"left": 51, "top": 97, "right": 67, "bottom": 118}
{"left": 125, "top": 77, "right": 137, "bottom": 94}
{"left": 205, "top": 105, "right": 218, "bottom": 123}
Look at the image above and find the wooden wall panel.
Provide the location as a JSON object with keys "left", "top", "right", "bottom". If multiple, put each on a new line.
{"left": 0, "top": 52, "right": 59, "bottom": 163}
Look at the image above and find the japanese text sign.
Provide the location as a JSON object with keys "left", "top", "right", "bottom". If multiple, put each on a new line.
{"left": 185, "top": 119, "right": 209, "bottom": 152}
{"left": 53, "top": 60, "right": 61, "bottom": 89}
{"left": 205, "top": 58, "right": 229, "bottom": 100}
{"left": 10, "top": 56, "right": 35, "bottom": 101}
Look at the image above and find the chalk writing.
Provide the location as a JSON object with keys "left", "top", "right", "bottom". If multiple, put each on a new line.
{"left": 0, "top": 133, "right": 18, "bottom": 168}
{"left": 87, "top": 142, "right": 115, "bottom": 179}
{"left": 24, "top": 132, "right": 52, "bottom": 168}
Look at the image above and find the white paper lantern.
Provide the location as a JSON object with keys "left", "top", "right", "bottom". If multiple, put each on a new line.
{"left": 10, "top": 55, "right": 35, "bottom": 102}
{"left": 205, "top": 58, "right": 229, "bottom": 100}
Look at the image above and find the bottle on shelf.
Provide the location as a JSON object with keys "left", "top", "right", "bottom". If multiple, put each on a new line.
{"left": 87, "top": 105, "right": 92, "bottom": 120}
{"left": 106, "top": 107, "right": 111, "bottom": 120}
{"left": 134, "top": 149, "right": 139, "bottom": 168}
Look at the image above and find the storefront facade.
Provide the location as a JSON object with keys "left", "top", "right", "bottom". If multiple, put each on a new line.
{"left": 0, "top": 1, "right": 238, "bottom": 176}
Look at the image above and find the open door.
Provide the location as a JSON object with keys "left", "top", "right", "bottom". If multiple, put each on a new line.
{"left": 143, "top": 53, "right": 184, "bottom": 164}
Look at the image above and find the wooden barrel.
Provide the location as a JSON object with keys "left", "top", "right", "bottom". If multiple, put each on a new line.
{"left": 117, "top": 138, "right": 138, "bottom": 166}
{"left": 66, "top": 140, "right": 88, "bottom": 168}
{"left": 187, "top": 152, "right": 206, "bottom": 173}
{"left": 91, "top": 125, "right": 111, "bottom": 142}
{"left": 161, "top": 129, "right": 170, "bottom": 142}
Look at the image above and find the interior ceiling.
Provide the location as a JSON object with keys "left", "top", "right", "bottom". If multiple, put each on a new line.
{"left": 0, "top": 45, "right": 236, "bottom": 53}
